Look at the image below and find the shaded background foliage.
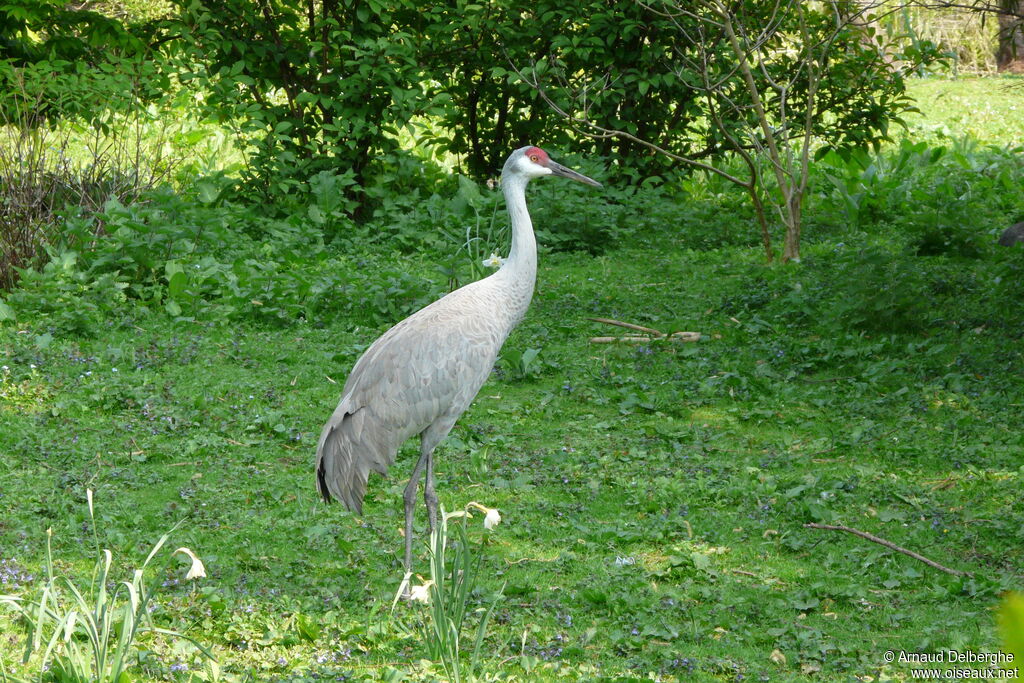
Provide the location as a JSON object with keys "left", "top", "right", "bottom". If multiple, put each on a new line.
{"left": 0, "top": 0, "right": 156, "bottom": 125}
{"left": 159, "top": 0, "right": 921, "bottom": 196}
{"left": 423, "top": 1, "right": 697, "bottom": 179}
{"left": 170, "top": 0, "right": 442, "bottom": 208}
{"left": 0, "top": 0, "right": 1018, "bottom": 295}
{"left": 160, "top": 1, "right": 918, "bottom": 200}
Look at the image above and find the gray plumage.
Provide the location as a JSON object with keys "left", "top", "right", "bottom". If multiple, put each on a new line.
{"left": 315, "top": 281, "right": 520, "bottom": 511}
{"left": 315, "top": 146, "right": 600, "bottom": 584}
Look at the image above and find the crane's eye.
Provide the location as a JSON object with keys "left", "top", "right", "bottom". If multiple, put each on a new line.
{"left": 529, "top": 154, "right": 540, "bottom": 163}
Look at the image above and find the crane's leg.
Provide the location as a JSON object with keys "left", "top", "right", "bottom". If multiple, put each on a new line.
{"left": 397, "top": 420, "right": 453, "bottom": 599}
{"left": 424, "top": 448, "right": 438, "bottom": 534}
{"left": 419, "top": 420, "right": 453, "bottom": 535}
{"left": 402, "top": 447, "right": 430, "bottom": 597}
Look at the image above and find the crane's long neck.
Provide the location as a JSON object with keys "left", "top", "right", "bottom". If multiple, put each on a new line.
{"left": 503, "top": 173, "right": 536, "bottom": 275}
{"left": 496, "top": 171, "right": 537, "bottom": 323}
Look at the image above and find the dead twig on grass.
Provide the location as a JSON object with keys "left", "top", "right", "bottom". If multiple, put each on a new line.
{"left": 804, "top": 523, "right": 973, "bottom": 577}
{"left": 587, "top": 317, "right": 666, "bottom": 336}
{"left": 730, "top": 569, "right": 758, "bottom": 577}
{"left": 590, "top": 332, "right": 701, "bottom": 344}
{"left": 587, "top": 317, "right": 701, "bottom": 344}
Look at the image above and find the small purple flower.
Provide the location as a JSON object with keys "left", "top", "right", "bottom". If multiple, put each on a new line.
{"left": 671, "top": 657, "right": 695, "bottom": 672}
{"left": 0, "top": 558, "right": 34, "bottom": 588}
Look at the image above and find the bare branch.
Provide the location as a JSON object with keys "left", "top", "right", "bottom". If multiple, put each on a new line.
{"left": 587, "top": 317, "right": 666, "bottom": 336}
{"left": 804, "top": 523, "right": 974, "bottom": 577}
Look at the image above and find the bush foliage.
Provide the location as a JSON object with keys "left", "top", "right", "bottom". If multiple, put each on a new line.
{"left": 158, "top": 0, "right": 925, "bottom": 200}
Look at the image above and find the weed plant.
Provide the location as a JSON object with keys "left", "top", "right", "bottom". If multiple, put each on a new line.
{"left": 0, "top": 492, "right": 213, "bottom": 682}
{"left": 812, "top": 139, "right": 1024, "bottom": 258}
{"left": 394, "top": 503, "right": 504, "bottom": 683}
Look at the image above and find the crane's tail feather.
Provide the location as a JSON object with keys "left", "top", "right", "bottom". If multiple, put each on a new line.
{"left": 315, "top": 401, "right": 396, "bottom": 513}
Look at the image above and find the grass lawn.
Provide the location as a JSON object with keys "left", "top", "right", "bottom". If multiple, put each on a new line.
{"left": 1, "top": 77, "right": 1023, "bottom": 682}
{"left": 905, "top": 76, "right": 1024, "bottom": 146}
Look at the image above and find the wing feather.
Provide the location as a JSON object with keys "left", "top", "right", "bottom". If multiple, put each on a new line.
{"left": 315, "top": 284, "right": 509, "bottom": 511}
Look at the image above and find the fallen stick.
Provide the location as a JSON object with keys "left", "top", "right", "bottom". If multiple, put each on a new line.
{"left": 804, "top": 523, "right": 972, "bottom": 577}
{"left": 590, "top": 335, "right": 653, "bottom": 344}
{"left": 590, "top": 332, "right": 701, "bottom": 344}
{"left": 587, "top": 317, "right": 666, "bottom": 336}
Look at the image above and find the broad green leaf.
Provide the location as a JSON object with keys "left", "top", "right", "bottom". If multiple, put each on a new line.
{"left": 0, "top": 300, "right": 15, "bottom": 321}
{"left": 167, "top": 271, "right": 188, "bottom": 300}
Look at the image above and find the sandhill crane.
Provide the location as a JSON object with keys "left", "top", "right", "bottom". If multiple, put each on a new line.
{"left": 315, "top": 146, "right": 601, "bottom": 585}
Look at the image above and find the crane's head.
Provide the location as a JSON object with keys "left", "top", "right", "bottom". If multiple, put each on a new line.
{"left": 504, "top": 146, "right": 602, "bottom": 187}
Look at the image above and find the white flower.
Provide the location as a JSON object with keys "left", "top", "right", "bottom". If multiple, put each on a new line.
{"left": 467, "top": 502, "right": 501, "bottom": 530}
{"left": 409, "top": 580, "right": 434, "bottom": 604}
{"left": 484, "top": 508, "right": 501, "bottom": 530}
{"left": 481, "top": 252, "right": 505, "bottom": 268}
{"left": 174, "top": 547, "right": 206, "bottom": 580}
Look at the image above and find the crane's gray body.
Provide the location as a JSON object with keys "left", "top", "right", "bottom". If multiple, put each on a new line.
{"left": 314, "top": 146, "right": 599, "bottom": 586}
{"left": 315, "top": 265, "right": 533, "bottom": 511}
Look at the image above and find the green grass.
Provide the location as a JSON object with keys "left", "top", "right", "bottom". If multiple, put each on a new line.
{"left": 904, "top": 76, "right": 1024, "bottom": 145}
{"left": 1, "top": 77, "right": 1024, "bottom": 681}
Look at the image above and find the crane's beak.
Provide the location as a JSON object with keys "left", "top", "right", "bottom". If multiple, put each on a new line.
{"left": 548, "top": 160, "right": 602, "bottom": 188}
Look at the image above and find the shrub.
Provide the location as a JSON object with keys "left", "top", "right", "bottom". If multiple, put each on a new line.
{"left": 0, "top": 189, "right": 448, "bottom": 333}
{"left": 0, "top": 58, "right": 192, "bottom": 289}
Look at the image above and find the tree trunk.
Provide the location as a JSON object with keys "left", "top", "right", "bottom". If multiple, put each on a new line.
{"left": 997, "top": 0, "right": 1024, "bottom": 72}
{"left": 782, "top": 198, "right": 802, "bottom": 263}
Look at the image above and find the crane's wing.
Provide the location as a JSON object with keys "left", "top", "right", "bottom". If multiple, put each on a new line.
{"left": 315, "top": 288, "right": 506, "bottom": 512}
